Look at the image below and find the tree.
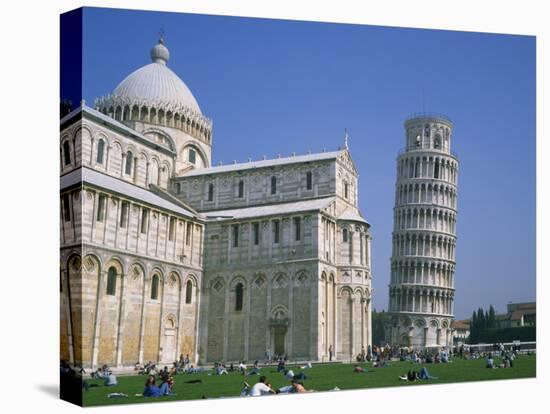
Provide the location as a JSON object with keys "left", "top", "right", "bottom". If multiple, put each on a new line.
{"left": 371, "top": 309, "right": 386, "bottom": 346}
{"left": 478, "top": 307, "right": 486, "bottom": 332}
{"left": 468, "top": 305, "right": 499, "bottom": 343}
{"left": 470, "top": 310, "right": 478, "bottom": 343}
{"left": 488, "top": 305, "right": 496, "bottom": 329}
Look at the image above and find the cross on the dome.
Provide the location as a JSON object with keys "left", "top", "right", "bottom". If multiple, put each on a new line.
{"left": 158, "top": 28, "right": 165, "bottom": 43}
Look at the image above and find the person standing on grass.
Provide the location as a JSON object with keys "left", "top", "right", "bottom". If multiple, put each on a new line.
{"left": 329, "top": 345, "right": 333, "bottom": 362}
{"left": 486, "top": 354, "right": 494, "bottom": 369}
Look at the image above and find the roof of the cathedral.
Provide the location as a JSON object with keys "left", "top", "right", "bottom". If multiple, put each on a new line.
{"left": 202, "top": 196, "right": 335, "bottom": 220}
{"left": 61, "top": 168, "right": 197, "bottom": 218}
{"left": 179, "top": 150, "right": 345, "bottom": 177}
{"left": 338, "top": 208, "right": 369, "bottom": 225}
{"left": 100, "top": 37, "right": 202, "bottom": 114}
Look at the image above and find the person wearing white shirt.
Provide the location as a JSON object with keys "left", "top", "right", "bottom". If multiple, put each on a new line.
{"left": 248, "top": 376, "right": 274, "bottom": 396}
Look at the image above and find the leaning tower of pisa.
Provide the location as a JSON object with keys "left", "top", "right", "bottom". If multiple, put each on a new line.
{"left": 386, "top": 114, "right": 459, "bottom": 348}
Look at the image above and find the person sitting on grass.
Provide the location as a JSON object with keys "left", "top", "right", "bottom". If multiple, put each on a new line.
{"left": 242, "top": 376, "right": 276, "bottom": 397}
{"left": 285, "top": 369, "right": 295, "bottom": 379}
{"left": 246, "top": 361, "right": 260, "bottom": 376}
{"left": 104, "top": 371, "right": 118, "bottom": 387}
{"left": 293, "top": 371, "right": 308, "bottom": 380}
{"left": 419, "top": 367, "right": 437, "bottom": 379}
{"left": 402, "top": 370, "right": 419, "bottom": 382}
{"left": 92, "top": 367, "right": 104, "bottom": 379}
{"left": 159, "top": 366, "right": 170, "bottom": 382}
{"left": 143, "top": 375, "right": 161, "bottom": 397}
{"left": 215, "top": 362, "right": 229, "bottom": 376}
{"left": 486, "top": 354, "right": 495, "bottom": 369}
{"left": 300, "top": 362, "right": 313, "bottom": 369}
{"left": 159, "top": 376, "right": 175, "bottom": 396}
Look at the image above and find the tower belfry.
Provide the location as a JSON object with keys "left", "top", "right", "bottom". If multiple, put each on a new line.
{"left": 386, "top": 113, "right": 459, "bottom": 348}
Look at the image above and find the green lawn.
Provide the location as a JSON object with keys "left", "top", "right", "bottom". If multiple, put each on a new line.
{"left": 82, "top": 354, "right": 536, "bottom": 406}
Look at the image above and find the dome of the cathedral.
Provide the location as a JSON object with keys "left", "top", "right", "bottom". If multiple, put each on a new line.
{"left": 111, "top": 38, "right": 201, "bottom": 114}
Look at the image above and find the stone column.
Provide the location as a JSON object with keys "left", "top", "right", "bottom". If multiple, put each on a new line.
{"left": 266, "top": 274, "right": 272, "bottom": 357}
{"left": 121, "top": 152, "right": 126, "bottom": 179}
{"left": 157, "top": 277, "right": 167, "bottom": 363}
{"left": 244, "top": 282, "right": 251, "bottom": 360}
{"left": 137, "top": 272, "right": 148, "bottom": 364}
{"left": 367, "top": 298, "right": 372, "bottom": 347}
{"left": 91, "top": 269, "right": 106, "bottom": 369}
{"left": 222, "top": 282, "right": 230, "bottom": 361}
{"left": 350, "top": 296, "right": 355, "bottom": 359}
{"left": 115, "top": 272, "right": 126, "bottom": 367}
{"left": 62, "top": 269, "right": 75, "bottom": 365}
{"left": 175, "top": 279, "right": 185, "bottom": 361}
{"left": 423, "top": 326, "right": 428, "bottom": 347}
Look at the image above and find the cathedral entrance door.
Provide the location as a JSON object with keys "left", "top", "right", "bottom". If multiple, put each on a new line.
{"left": 163, "top": 329, "right": 176, "bottom": 363}
{"left": 274, "top": 326, "right": 286, "bottom": 356}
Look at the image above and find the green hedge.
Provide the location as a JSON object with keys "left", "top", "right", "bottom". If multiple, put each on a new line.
{"left": 475, "top": 326, "right": 536, "bottom": 343}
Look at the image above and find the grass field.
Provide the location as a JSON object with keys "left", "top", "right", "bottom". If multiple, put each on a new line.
{"left": 82, "top": 354, "right": 536, "bottom": 406}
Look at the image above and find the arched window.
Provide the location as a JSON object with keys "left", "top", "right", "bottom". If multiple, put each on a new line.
{"left": 343, "top": 228, "right": 348, "bottom": 242}
{"left": 63, "top": 141, "right": 71, "bottom": 166}
{"left": 344, "top": 182, "right": 349, "bottom": 199}
{"left": 434, "top": 135, "right": 441, "bottom": 149}
{"left": 125, "top": 151, "right": 133, "bottom": 175}
{"left": 106, "top": 267, "right": 117, "bottom": 295}
{"left": 306, "top": 171, "right": 312, "bottom": 190}
{"left": 270, "top": 176, "right": 277, "bottom": 194}
{"left": 188, "top": 148, "right": 196, "bottom": 164}
{"left": 238, "top": 180, "right": 244, "bottom": 198}
{"left": 96, "top": 139, "right": 105, "bottom": 164}
{"left": 185, "top": 280, "right": 193, "bottom": 304}
{"left": 151, "top": 274, "right": 159, "bottom": 300}
{"left": 235, "top": 283, "right": 244, "bottom": 311}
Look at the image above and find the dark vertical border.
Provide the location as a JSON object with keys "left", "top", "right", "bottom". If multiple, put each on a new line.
{"left": 60, "top": 8, "right": 83, "bottom": 118}
{"left": 60, "top": 7, "right": 84, "bottom": 407}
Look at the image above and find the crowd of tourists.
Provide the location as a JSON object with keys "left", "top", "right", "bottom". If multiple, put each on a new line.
{"left": 64, "top": 340, "right": 531, "bottom": 401}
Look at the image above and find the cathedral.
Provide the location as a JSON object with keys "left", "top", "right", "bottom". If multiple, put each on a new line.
{"left": 60, "top": 38, "right": 373, "bottom": 369}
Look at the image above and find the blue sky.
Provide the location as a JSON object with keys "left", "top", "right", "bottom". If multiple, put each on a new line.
{"left": 76, "top": 7, "right": 536, "bottom": 319}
